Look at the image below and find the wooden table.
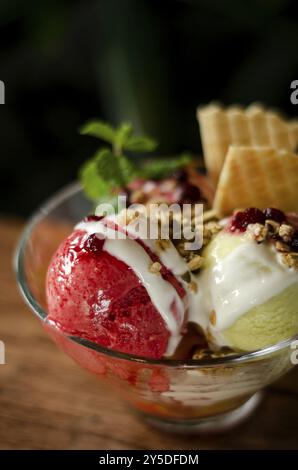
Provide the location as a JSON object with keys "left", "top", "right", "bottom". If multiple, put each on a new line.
{"left": 0, "top": 218, "right": 297, "bottom": 450}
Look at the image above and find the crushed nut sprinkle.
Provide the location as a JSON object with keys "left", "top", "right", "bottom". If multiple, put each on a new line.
{"left": 205, "top": 221, "right": 222, "bottom": 235}
{"left": 265, "top": 219, "right": 280, "bottom": 236}
{"left": 119, "top": 208, "right": 142, "bottom": 226}
{"left": 188, "top": 280, "right": 198, "bottom": 293}
{"left": 202, "top": 225, "right": 215, "bottom": 246}
{"left": 192, "top": 348, "right": 211, "bottom": 360}
{"left": 175, "top": 241, "right": 188, "bottom": 257}
{"left": 281, "top": 252, "right": 298, "bottom": 270}
{"left": 278, "top": 224, "right": 294, "bottom": 243}
{"left": 209, "top": 310, "right": 216, "bottom": 326}
{"left": 155, "top": 238, "right": 171, "bottom": 252}
{"left": 187, "top": 255, "right": 204, "bottom": 272}
{"left": 246, "top": 223, "right": 268, "bottom": 242}
{"left": 275, "top": 240, "right": 291, "bottom": 253}
{"left": 149, "top": 261, "right": 162, "bottom": 274}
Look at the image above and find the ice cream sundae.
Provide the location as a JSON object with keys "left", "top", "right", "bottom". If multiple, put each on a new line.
{"left": 45, "top": 107, "right": 298, "bottom": 360}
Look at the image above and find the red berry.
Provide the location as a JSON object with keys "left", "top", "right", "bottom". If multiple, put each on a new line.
{"left": 84, "top": 234, "right": 104, "bottom": 253}
{"left": 263, "top": 208, "right": 286, "bottom": 224}
{"left": 229, "top": 208, "right": 265, "bottom": 233}
{"left": 46, "top": 230, "right": 172, "bottom": 358}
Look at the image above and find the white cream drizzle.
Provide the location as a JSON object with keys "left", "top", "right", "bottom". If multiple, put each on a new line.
{"left": 189, "top": 238, "right": 298, "bottom": 346}
{"left": 76, "top": 217, "right": 298, "bottom": 352}
{"left": 76, "top": 217, "right": 187, "bottom": 356}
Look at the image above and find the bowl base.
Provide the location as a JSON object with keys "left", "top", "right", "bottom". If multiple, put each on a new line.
{"left": 137, "top": 392, "right": 263, "bottom": 435}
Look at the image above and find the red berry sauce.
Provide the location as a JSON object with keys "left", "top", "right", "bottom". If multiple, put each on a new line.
{"left": 228, "top": 208, "right": 265, "bottom": 233}
{"left": 263, "top": 208, "right": 286, "bottom": 224}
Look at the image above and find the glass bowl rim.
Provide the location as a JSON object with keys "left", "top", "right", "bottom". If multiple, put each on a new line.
{"left": 14, "top": 181, "right": 298, "bottom": 369}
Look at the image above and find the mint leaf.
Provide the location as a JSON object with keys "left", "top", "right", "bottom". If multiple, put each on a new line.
{"left": 114, "top": 122, "right": 133, "bottom": 154}
{"left": 124, "top": 135, "right": 158, "bottom": 152}
{"left": 95, "top": 148, "right": 124, "bottom": 187}
{"left": 79, "top": 118, "right": 174, "bottom": 203}
{"left": 118, "top": 155, "right": 138, "bottom": 185}
{"left": 79, "top": 120, "right": 116, "bottom": 143}
{"left": 141, "top": 153, "right": 192, "bottom": 179}
{"left": 80, "top": 149, "right": 127, "bottom": 202}
{"left": 80, "top": 119, "right": 159, "bottom": 155}
{"left": 79, "top": 158, "right": 110, "bottom": 202}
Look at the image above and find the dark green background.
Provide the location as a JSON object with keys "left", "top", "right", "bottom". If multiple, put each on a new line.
{"left": 0, "top": 0, "right": 297, "bottom": 215}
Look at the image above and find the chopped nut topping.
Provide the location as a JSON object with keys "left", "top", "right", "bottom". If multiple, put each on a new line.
{"left": 205, "top": 221, "right": 222, "bottom": 235}
{"left": 188, "top": 280, "right": 198, "bottom": 293}
{"left": 209, "top": 310, "right": 216, "bottom": 326}
{"left": 275, "top": 240, "right": 290, "bottom": 253}
{"left": 155, "top": 238, "right": 171, "bottom": 252}
{"left": 187, "top": 255, "right": 204, "bottom": 272}
{"left": 279, "top": 224, "right": 294, "bottom": 243}
{"left": 175, "top": 240, "right": 189, "bottom": 257}
{"left": 192, "top": 348, "right": 211, "bottom": 360}
{"left": 246, "top": 223, "right": 268, "bottom": 242}
{"left": 202, "top": 228, "right": 212, "bottom": 246}
{"left": 149, "top": 262, "right": 162, "bottom": 274}
{"left": 281, "top": 252, "right": 298, "bottom": 270}
{"left": 119, "top": 208, "right": 142, "bottom": 226}
{"left": 201, "top": 221, "right": 222, "bottom": 247}
{"left": 265, "top": 219, "right": 280, "bottom": 236}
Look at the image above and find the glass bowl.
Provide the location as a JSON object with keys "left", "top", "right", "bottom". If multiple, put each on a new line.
{"left": 15, "top": 182, "right": 298, "bottom": 434}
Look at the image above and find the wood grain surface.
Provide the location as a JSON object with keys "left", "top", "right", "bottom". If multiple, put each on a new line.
{"left": 0, "top": 218, "right": 297, "bottom": 450}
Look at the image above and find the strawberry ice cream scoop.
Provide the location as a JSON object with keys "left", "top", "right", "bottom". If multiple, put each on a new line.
{"left": 46, "top": 224, "right": 187, "bottom": 359}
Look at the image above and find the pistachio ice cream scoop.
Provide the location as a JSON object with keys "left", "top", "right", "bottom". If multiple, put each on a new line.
{"left": 191, "top": 208, "right": 298, "bottom": 351}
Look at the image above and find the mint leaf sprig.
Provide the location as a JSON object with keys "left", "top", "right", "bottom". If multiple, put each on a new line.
{"left": 80, "top": 121, "right": 157, "bottom": 156}
{"left": 79, "top": 120, "right": 191, "bottom": 203}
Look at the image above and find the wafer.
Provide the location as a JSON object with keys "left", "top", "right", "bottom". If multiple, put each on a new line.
{"left": 197, "top": 103, "right": 297, "bottom": 182}
{"left": 213, "top": 146, "right": 298, "bottom": 216}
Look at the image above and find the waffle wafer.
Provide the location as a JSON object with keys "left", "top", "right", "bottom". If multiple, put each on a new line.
{"left": 213, "top": 146, "right": 298, "bottom": 216}
{"left": 197, "top": 103, "right": 297, "bottom": 182}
